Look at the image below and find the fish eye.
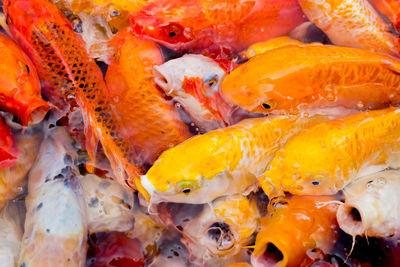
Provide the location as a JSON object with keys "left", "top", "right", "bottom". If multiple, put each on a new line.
{"left": 165, "top": 24, "right": 182, "bottom": 38}
{"left": 261, "top": 100, "right": 277, "bottom": 111}
{"left": 176, "top": 181, "right": 195, "bottom": 194}
{"left": 204, "top": 75, "right": 219, "bottom": 88}
{"left": 207, "top": 78, "right": 217, "bottom": 87}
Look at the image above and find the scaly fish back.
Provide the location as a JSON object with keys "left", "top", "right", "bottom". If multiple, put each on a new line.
{"left": 299, "top": 0, "right": 400, "bottom": 55}
{"left": 262, "top": 107, "right": 400, "bottom": 198}
{"left": 105, "top": 29, "right": 192, "bottom": 168}
{"left": 221, "top": 44, "right": 400, "bottom": 113}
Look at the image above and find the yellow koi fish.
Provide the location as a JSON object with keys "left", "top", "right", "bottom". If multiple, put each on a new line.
{"left": 139, "top": 115, "right": 325, "bottom": 204}
{"left": 262, "top": 107, "right": 400, "bottom": 198}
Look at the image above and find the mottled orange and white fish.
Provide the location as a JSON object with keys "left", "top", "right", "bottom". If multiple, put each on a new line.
{"left": 252, "top": 196, "right": 338, "bottom": 267}
{"left": 130, "top": 0, "right": 306, "bottom": 55}
{"left": 138, "top": 115, "right": 326, "bottom": 205}
{"left": 0, "top": 33, "right": 49, "bottom": 126}
{"left": 221, "top": 44, "right": 400, "bottom": 115}
{"left": 261, "top": 107, "right": 400, "bottom": 198}
{"left": 298, "top": 0, "right": 400, "bottom": 56}
{"left": 106, "top": 29, "right": 192, "bottom": 171}
{"left": 153, "top": 54, "right": 235, "bottom": 132}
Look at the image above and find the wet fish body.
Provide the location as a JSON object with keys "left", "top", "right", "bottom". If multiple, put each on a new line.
{"left": 298, "top": 0, "right": 400, "bottom": 55}
{"left": 262, "top": 107, "right": 400, "bottom": 198}
{"left": 81, "top": 174, "right": 135, "bottom": 233}
{"left": 0, "top": 33, "right": 49, "bottom": 126}
{"left": 105, "top": 29, "right": 192, "bottom": 175}
{"left": 0, "top": 117, "right": 19, "bottom": 169}
{"left": 221, "top": 44, "right": 400, "bottom": 114}
{"left": 18, "top": 128, "right": 87, "bottom": 267}
{"left": 139, "top": 115, "right": 326, "bottom": 204}
{"left": 130, "top": 0, "right": 306, "bottom": 53}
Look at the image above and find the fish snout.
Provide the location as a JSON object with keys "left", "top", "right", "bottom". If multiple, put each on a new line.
{"left": 153, "top": 65, "right": 174, "bottom": 94}
{"left": 206, "top": 222, "right": 236, "bottom": 253}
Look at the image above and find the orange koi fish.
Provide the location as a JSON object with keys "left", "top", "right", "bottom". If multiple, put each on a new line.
{"left": 105, "top": 29, "right": 192, "bottom": 170}
{"left": 0, "top": 116, "right": 19, "bottom": 169}
{"left": 130, "top": 0, "right": 306, "bottom": 55}
{"left": 261, "top": 107, "right": 400, "bottom": 198}
{"left": 0, "top": 33, "right": 49, "bottom": 126}
{"left": 252, "top": 196, "right": 338, "bottom": 267}
{"left": 298, "top": 0, "right": 400, "bottom": 56}
{"left": 221, "top": 44, "right": 400, "bottom": 115}
{"left": 4, "top": 0, "right": 144, "bottom": 189}
{"left": 370, "top": 0, "right": 400, "bottom": 29}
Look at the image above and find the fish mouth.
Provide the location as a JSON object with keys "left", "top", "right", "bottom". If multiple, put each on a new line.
{"left": 206, "top": 222, "right": 235, "bottom": 252}
{"left": 336, "top": 203, "right": 365, "bottom": 236}
{"left": 153, "top": 65, "right": 172, "bottom": 94}
{"left": 252, "top": 242, "right": 285, "bottom": 267}
{"left": 138, "top": 174, "right": 156, "bottom": 202}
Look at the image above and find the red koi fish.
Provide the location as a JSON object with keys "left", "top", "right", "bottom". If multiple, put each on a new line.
{"left": 0, "top": 116, "right": 18, "bottom": 169}
{"left": 0, "top": 32, "right": 49, "bottom": 126}
{"left": 130, "top": 0, "right": 306, "bottom": 55}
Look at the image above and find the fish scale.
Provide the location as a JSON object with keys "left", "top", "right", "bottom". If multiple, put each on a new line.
{"left": 139, "top": 115, "right": 326, "bottom": 204}
{"left": 261, "top": 107, "right": 400, "bottom": 199}
{"left": 221, "top": 44, "right": 400, "bottom": 114}
{"left": 5, "top": 0, "right": 145, "bottom": 189}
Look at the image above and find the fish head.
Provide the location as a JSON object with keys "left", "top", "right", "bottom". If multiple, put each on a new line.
{"left": 337, "top": 170, "right": 400, "bottom": 237}
{"left": 181, "top": 195, "right": 258, "bottom": 256}
{"left": 130, "top": 0, "right": 203, "bottom": 50}
{"left": 153, "top": 54, "right": 234, "bottom": 130}
{"left": 137, "top": 134, "right": 236, "bottom": 205}
{"left": 4, "top": 0, "right": 71, "bottom": 38}
{"left": 154, "top": 54, "right": 226, "bottom": 97}
{"left": 252, "top": 196, "right": 338, "bottom": 267}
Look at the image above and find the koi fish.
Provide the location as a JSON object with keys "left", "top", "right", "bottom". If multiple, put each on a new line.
{"left": 337, "top": 170, "right": 400, "bottom": 238}
{"left": 252, "top": 196, "right": 338, "bottom": 267}
{"left": 238, "top": 36, "right": 305, "bottom": 59}
{"left": 298, "top": 0, "right": 400, "bottom": 56}
{"left": 182, "top": 195, "right": 259, "bottom": 256}
{"left": 0, "top": 203, "right": 23, "bottom": 267}
{"left": 88, "top": 232, "right": 144, "bottom": 267}
{"left": 19, "top": 127, "right": 87, "bottom": 267}
{"left": 81, "top": 174, "right": 135, "bottom": 234}
{"left": 54, "top": 0, "right": 151, "bottom": 32}
{"left": 105, "top": 29, "right": 192, "bottom": 169}
{"left": 4, "top": 0, "right": 146, "bottom": 189}
{"left": 221, "top": 44, "right": 400, "bottom": 115}
{"left": 0, "top": 33, "right": 49, "bottom": 126}
{"left": 138, "top": 115, "right": 326, "bottom": 205}
{"left": 0, "top": 116, "right": 19, "bottom": 169}
{"left": 71, "top": 12, "right": 115, "bottom": 63}
{"left": 261, "top": 107, "right": 400, "bottom": 198}
{"left": 130, "top": 0, "right": 306, "bottom": 54}
{"left": 370, "top": 0, "right": 400, "bottom": 30}
{"left": 0, "top": 127, "right": 42, "bottom": 208}
{"left": 153, "top": 54, "right": 234, "bottom": 132}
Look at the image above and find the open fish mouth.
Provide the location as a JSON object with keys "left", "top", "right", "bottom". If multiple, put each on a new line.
{"left": 207, "top": 222, "right": 235, "bottom": 251}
